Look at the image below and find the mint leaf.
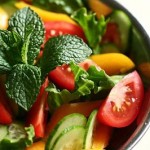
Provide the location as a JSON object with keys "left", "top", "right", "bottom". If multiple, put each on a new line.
{"left": 5, "top": 64, "right": 41, "bottom": 110}
{"left": 0, "top": 30, "right": 22, "bottom": 73}
{"left": 40, "top": 35, "right": 92, "bottom": 77}
{"left": 71, "top": 8, "right": 107, "bottom": 54}
{"left": 8, "top": 7, "right": 45, "bottom": 64}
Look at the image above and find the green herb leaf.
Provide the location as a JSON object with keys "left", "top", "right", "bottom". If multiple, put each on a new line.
{"left": 8, "top": 7, "right": 45, "bottom": 64}
{"left": 40, "top": 35, "right": 92, "bottom": 77}
{"left": 71, "top": 7, "right": 107, "bottom": 54}
{"left": 33, "top": 0, "right": 84, "bottom": 15}
{"left": 6, "top": 64, "right": 41, "bottom": 110}
{"left": 0, "top": 30, "right": 22, "bottom": 74}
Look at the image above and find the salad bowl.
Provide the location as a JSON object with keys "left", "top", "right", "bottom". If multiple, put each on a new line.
{"left": 0, "top": 0, "right": 150, "bottom": 150}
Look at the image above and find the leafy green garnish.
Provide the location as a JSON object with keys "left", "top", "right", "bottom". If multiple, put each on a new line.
{"left": 0, "top": 123, "right": 34, "bottom": 150}
{"left": 32, "top": 0, "right": 84, "bottom": 15}
{"left": 0, "top": 30, "right": 22, "bottom": 73}
{"left": 8, "top": 7, "right": 45, "bottom": 64}
{"left": 46, "top": 62, "right": 123, "bottom": 111}
{"left": 6, "top": 64, "right": 41, "bottom": 110}
{"left": 40, "top": 35, "right": 92, "bottom": 77}
{"left": 0, "top": 7, "right": 44, "bottom": 110}
{"left": 71, "top": 7, "right": 107, "bottom": 54}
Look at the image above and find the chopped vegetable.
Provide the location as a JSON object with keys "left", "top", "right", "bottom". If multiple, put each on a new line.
{"left": 92, "top": 122, "right": 112, "bottom": 149}
{"left": 71, "top": 7, "right": 107, "bottom": 54}
{"left": 15, "top": 1, "right": 76, "bottom": 24}
{"left": 32, "top": 0, "right": 84, "bottom": 15}
{"left": 88, "top": 0, "right": 112, "bottom": 18}
{"left": 26, "top": 78, "right": 49, "bottom": 138}
{"left": 97, "top": 71, "right": 144, "bottom": 127}
{"left": 45, "top": 113, "right": 87, "bottom": 150}
{"left": 90, "top": 53, "right": 135, "bottom": 75}
{"left": 46, "top": 100, "right": 102, "bottom": 136}
{"left": 25, "top": 141, "right": 45, "bottom": 150}
{"left": 0, "top": 84, "right": 12, "bottom": 124}
{"left": 0, "top": 123, "right": 34, "bottom": 150}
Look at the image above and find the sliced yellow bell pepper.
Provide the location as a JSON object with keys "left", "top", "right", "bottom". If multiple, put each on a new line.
{"left": 15, "top": 2, "right": 76, "bottom": 24}
{"left": 90, "top": 53, "right": 135, "bottom": 75}
{"left": 92, "top": 122, "right": 112, "bottom": 149}
{"left": 0, "top": 7, "right": 9, "bottom": 29}
{"left": 26, "top": 141, "right": 45, "bottom": 150}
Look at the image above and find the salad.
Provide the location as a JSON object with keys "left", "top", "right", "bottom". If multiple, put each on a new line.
{"left": 0, "top": 0, "right": 149, "bottom": 150}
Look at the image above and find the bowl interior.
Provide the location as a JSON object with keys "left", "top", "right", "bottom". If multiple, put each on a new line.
{"left": 99, "top": 0, "right": 150, "bottom": 149}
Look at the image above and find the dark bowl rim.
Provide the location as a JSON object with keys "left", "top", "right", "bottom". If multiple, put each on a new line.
{"left": 101, "top": 0, "right": 150, "bottom": 149}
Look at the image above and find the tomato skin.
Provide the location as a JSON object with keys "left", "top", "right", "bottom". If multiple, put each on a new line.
{"left": 0, "top": 84, "right": 13, "bottom": 124}
{"left": 48, "top": 59, "right": 100, "bottom": 91}
{"left": 49, "top": 64, "right": 75, "bottom": 91}
{"left": 26, "top": 78, "right": 49, "bottom": 138}
{"left": 97, "top": 71, "right": 144, "bottom": 128}
{"left": 102, "top": 22, "right": 121, "bottom": 48}
{"left": 44, "top": 21, "right": 86, "bottom": 42}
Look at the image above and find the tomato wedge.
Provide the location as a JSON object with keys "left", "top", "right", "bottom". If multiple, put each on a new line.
{"left": 48, "top": 59, "right": 100, "bottom": 91}
{"left": 0, "top": 83, "right": 13, "bottom": 124}
{"left": 97, "top": 71, "right": 144, "bottom": 128}
{"left": 44, "top": 21, "right": 86, "bottom": 42}
{"left": 26, "top": 78, "right": 49, "bottom": 138}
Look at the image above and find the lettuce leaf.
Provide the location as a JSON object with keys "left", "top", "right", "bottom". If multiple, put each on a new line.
{"left": 71, "top": 8, "right": 107, "bottom": 54}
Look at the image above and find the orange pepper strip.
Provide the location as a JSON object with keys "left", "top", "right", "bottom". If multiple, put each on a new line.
{"left": 45, "top": 100, "right": 102, "bottom": 137}
{"left": 90, "top": 53, "right": 135, "bottom": 75}
{"left": 88, "top": 0, "right": 112, "bottom": 18}
{"left": 15, "top": 2, "right": 76, "bottom": 24}
{"left": 92, "top": 122, "right": 113, "bottom": 149}
{"left": 25, "top": 141, "right": 45, "bottom": 150}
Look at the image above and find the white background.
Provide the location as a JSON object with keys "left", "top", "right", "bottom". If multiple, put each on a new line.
{"left": 116, "top": 0, "right": 150, "bottom": 149}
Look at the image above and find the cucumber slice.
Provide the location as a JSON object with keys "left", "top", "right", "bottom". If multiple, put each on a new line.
{"left": 46, "top": 113, "right": 87, "bottom": 150}
{"left": 53, "top": 125, "right": 85, "bottom": 150}
{"left": 109, "top": 10, "right": 131, "bottom": 53}
{"left": 101, "top": 43, "right": 120, "bottom": 53}
{"left": 83, "top": 109, "right": 98, "bottom": 149}
{"left": 0, "top": 125, "right": 8, "bottom": 141}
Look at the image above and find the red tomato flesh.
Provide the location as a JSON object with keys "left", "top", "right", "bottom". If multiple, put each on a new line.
{"left": 102, "top": 22, "right": 121, "bottom": 48}
{"left": 97, "top": 71, "right": 144, "bottom": 128}
{"left": 44, "top": 21, "right": 86, "bottom": 42}
{"left": 26, "top": 78, "right": 49, "bottom": 138}
{"left": 0, "top": 84, "right": 13, "bottom": 124}
{"left": 49, "top": 64, "right": 75, "bottom": 91}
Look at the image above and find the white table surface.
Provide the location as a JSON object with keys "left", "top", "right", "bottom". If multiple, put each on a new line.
{"left": 116, "top": 1, "right": 150, "bottom": 150}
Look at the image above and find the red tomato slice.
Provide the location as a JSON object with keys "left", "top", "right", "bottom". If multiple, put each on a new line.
{"left": 102, "top": 22, "right": 121, "bottom": 48}
{"left": 97, "top": 71, "right": 144, "bottom": 128}
{"left": 49, "top": 64, "right": 75, "bottom": 91}
{"left": 48, "top": 59, "right": 100, "bottom": 91}
{"left": 44, "top": 21, "right": 86, "bottom": 42}
{"left": 0, "top": 84, "right": 13, "bottom": 124}
{"left": 26, "top": 78, "right": 49, "bottom": 138}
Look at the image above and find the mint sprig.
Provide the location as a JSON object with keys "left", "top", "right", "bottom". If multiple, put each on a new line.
{"left": 0, "top": 7, "right": 44, "bottom": 111}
